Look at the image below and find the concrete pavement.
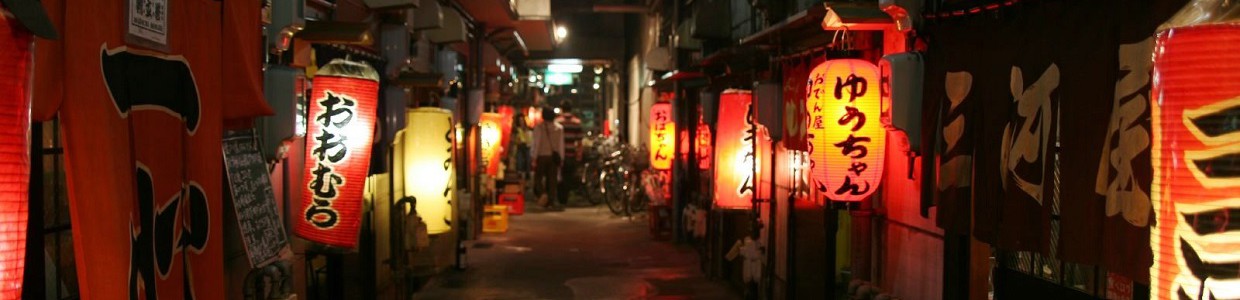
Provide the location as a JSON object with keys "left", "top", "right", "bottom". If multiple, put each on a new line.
{"left": 412, "top": 205, "right": 742, "bottom": 300}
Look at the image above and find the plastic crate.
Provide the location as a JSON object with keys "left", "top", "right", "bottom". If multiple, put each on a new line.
{"left": 482, "top": 205, "right": 509, "bottom": 233}
{"left": 497, "top": 193, "right": 525, "bottom": 215}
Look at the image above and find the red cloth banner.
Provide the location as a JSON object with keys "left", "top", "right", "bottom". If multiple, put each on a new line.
{"left": 297, "top": 61, "right": 379, "bottom": 249}
{"left": 783, "top": 61, "right": 810, "bottom": 151}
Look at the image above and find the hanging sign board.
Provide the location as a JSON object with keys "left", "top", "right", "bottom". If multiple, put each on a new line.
{"left": 807, "top": 59, "right": 885, "bottom": 203}
{"left": 223, "top": 130, "right": 291, "bottom": 268}
{"left": 126, "top": 0, "right": 170, "bottom": 51}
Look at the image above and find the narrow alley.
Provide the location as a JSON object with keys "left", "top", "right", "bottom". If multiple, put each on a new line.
{"left": 414, "top": 206, "right": 741, "bottom": 299}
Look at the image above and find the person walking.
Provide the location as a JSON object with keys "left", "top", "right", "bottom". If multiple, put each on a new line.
{"left": 530, "top": 107, "right": 564, "bottom": 210}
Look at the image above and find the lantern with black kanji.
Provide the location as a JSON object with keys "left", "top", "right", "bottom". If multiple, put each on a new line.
{"left": 297, "top": 59, "right": 379, "bottom": 248}
{"left": 650, "top": 102, "right": 675, "bottom": 170}
{"left": 1150, "top": 20, "right": 1240, "bottom": 299}
{"left": 399, "top": 107, "right": 455, "bottom": 234}
{"left": 714, "top": 90, "right": 772, "bottom": 209}
{"left": 480, "top": 112, "right": 503, "bottom": 176}
{"left": 806, "top": 59, "right": 885, "bottom": 203}
{"left": 497, "top": 105, "right": 515, "bottom": 156}
{"left": 0, "top": 15, "right": 32, "bottom": 298}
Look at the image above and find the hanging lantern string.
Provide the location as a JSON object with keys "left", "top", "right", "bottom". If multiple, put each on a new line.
{"left": 922, "top": 0, "right": 1023, "bottom": 20}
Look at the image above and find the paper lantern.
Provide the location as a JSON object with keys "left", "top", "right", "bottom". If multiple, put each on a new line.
{"left": 497, "top": 105, "right": 515, "bottom": 156}
{"left": 480, "top": 113, "right": 503, "bottom": 176}
{"left": 806, "top": 59, "right": 885, "bottom": 203}
{"left": 714, "top": 90, "right": 772, "bottom": 209}
{"left": 0, "top": 17, "right": 31, "bottom": 298}
{"left": 679, "top": 119, "right": 713, "bottom": 170}
{"left": 401, "top": 108, "right": 456, "bottom": 234}
{"left": 1150, "top": 24, "right": 1240, "bottom": 300}
{"left": 524, "top": 106, "right": 543, "bottom": 128}
{"left": 297, "top": 59, "right": 379, "bottom": 248}
{"left": 650, "top": 102, "right": 675, "bottom": 170}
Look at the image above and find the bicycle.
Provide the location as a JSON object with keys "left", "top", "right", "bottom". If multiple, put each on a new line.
{"left": 600, "top": 144, "right": 651, "bottom": 216}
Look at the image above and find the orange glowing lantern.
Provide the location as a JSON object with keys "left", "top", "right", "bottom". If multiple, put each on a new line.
{"left": 297, "top": 59, "right": 379, "bottom": 248}
{"left": 480, "top": 113, "right": 504, "bottom": 176}
{"left": 497, "top": 105, "right": 515, "bottom": 156}
{"left": 650, "top": 102, "right": 675, "bottom": 170}
{"left": 714, "top": 90, "right": 773, "bottom": 209}
{"left": 679, "top": 118, "right": 713, "bottom": 170}
{"left": 1150, "top": 24, "right": 1240, "bottom": 300}
{"left": 0, "top": 16, "right": 31, "bottom": 298}
{"left": 524, "top": 106, "right": 543, "bottom": 128}
{"left": 399, "top": 108, "right": 456, "bottom": 234}
{"left": 806, "top": 59, "right": 885, "bottom": 203}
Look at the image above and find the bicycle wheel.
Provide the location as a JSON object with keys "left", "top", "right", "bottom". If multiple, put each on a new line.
{"left": 580, "top": 163, "right": 604, "bottom": 205}
{"left": 602, "top": 170, "right": 626, "bottom": 215}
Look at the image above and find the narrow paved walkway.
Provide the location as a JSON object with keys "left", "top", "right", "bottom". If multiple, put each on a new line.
{"left": 413, "top": 205, "right": 742, "bottom": 300}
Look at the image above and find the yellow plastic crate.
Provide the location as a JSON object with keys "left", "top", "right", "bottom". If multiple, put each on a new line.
{"left": 482, "top": 205, "right": 509, "bottom": 233}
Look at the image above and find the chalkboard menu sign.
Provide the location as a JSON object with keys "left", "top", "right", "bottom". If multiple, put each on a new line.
{"left": 223, "top": 129, "right": 291, "bottom": 268}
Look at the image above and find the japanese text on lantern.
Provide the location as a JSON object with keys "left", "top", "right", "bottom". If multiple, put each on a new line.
{"left": 807, "top": 59, "right": 885, "bottom": 202}
{"left": 651, "top": 102, "right": 674, "bottom": 170}
{"left": 307, "top": 91, "right": 355, "bottom": 228}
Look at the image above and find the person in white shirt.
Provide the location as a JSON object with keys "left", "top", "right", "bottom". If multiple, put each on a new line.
{"left": 530, "top": 107, "right": 564, "bottom": 209}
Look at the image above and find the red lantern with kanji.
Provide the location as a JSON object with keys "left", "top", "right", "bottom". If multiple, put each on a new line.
{"left": 0, "top": 16, "right": 32, "bottom": 298}
{"left": 480, "top": 113, "right": 503, "bottom": 176}
{"left": 679, "top": 117, "right": 712, "bottom": 170}
{"left": 1150, "top": 23, "right": 1240, "bottom": 300}
{"left": 806, "top": 59, "right": 885, "bottom": 203}
{"left": 297, "top": 59, "right": 379, "bottom": 248}
{"left": 650, "top": 102, "right": 675, "bottom": 170}
{"left": 714, "top": 90, "right": 772, "bottom": 209}
{"left": 497, "top": 105, "right": 515, "bottom": 156}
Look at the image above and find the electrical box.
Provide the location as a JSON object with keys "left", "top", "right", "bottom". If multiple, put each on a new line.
{"left": 259, "top": 66, "right": 306, "bottom": 161}
{"left": 881, "top": 52, "right": 925, "bottom": 150}
{"left": 754, "top": 81, "right": 783, "bottom": 141}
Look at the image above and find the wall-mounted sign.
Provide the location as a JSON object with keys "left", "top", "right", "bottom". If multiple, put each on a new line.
{"left": 127, "top": 0, "right": 170, "bottom": 51}
{"left": 222, "top": 130, "right": 291, "bottom": 268}
{"left": 807, "top": 59, "right": 885, "bottom": 203}
{"left": 400, "top": 108, "right": 456, "bottom": 234}
{"left": 1151, "top": 24, "right": 1240, "bottom": 300}
{"left": 296, "top": 59, "right": 379, "bottom": 249}
{"left": 546, "top": 72, "right": 573, "bottom": 85}
{"left": 650, "top": 102, "right": 675, "bottom": 170}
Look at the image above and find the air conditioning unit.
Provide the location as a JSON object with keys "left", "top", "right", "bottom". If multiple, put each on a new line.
{"left": 363, "top": 0, "right": 418, "bottom": 10}
{"left": 411, "top": 0, "right": 443, "bottom": 30}
{"left": 881, "top": 52, "right": 924, "bottom": 150}
{"left": 646, "top": 47, "right": 673, "bottom": 71}
{"left": 427, "top": 8, "right": 466, "bottom": 44}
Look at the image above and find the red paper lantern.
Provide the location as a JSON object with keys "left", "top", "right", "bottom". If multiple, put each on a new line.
{"left": 524, "top": 106, "right": 542, "bottom": 128}
{"left": 650, "top": 102, "right": 675, "bottom": 170}
{"left": 497, "top": 105, "right": 515, "bottom": 156}
{"left": 0, "top": 16, "right": 31, "bottom": 298}
{"left": 297, "top": 59, "right": 379, "bottom": 248}
{"left": 806, "top": 59, "right": 885, "bottom": 203}
{"left": 678, "top": 118, "right": 712, "bottom": 170}
{"left": 714, "top": 90, "right": 772, "bottom": 209}
{"left": 480, "top": 113, "right": 503, "bottom": 176}
{"left": 1150, "top": 24, "right": 1240, "bottom": 300}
